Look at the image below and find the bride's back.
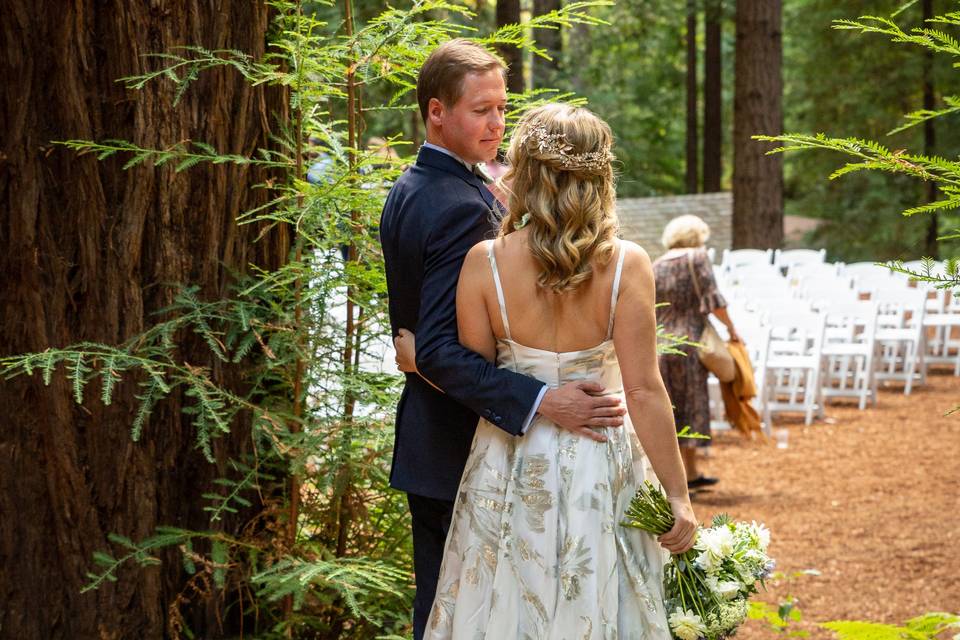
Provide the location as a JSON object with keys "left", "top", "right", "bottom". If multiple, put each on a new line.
{"left": 476, "top": 102, "right": 621, "bottom": 354}
{"left": 485, "top": 229, "right": 620, "bottom": 353}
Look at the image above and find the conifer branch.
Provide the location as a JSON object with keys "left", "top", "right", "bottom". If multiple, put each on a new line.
{"left": 57, "top": 139, "right": 287, "bottom": 172}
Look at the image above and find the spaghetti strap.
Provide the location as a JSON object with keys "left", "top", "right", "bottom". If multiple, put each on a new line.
{"left": 606, "top": 243, "right": 627, "bottom": 340}
{"left": 487, "top": 240, "right": 512, "bottom": 340}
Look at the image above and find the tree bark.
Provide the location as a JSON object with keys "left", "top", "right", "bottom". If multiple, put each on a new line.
{"left": 923, "top": 0, "right": 939, "bottom": 259}
{"left": 496, "top": 0, "right": 525, "bottom": 94}
{"left": 532, "top": 0, "right": 562, "bottom": 89}
{"left": 733, "top": 0, "right": 783, "bottom": 248}
{"left": 703, "top": 0, "right": 723, "bottom": 193}
{"left": 686, "top": 0, "right": 699, "bottom": 194}
{"left": 0, "top": 2, "right": 288, "bottom": 638}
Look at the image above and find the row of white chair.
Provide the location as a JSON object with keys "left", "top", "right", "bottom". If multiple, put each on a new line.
{"left": 720, "top": 253, "right": 960, "bottom": 377}
{"left": 709, "top": 265, "right": 934, "bottom": 429}
{"left": 704, "top": 249, "right": 960, "bottom": 431}
{"left": 719, "top": 247, "right": 828, "bottom": 271}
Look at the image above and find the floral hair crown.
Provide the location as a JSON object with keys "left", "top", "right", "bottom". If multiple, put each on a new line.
{"left": 518, "top": 123, "right": 614, "bottom": 172}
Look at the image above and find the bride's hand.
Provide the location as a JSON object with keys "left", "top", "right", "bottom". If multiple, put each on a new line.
{"left": 657, "top": 495, "right": 698, "bottom": 554}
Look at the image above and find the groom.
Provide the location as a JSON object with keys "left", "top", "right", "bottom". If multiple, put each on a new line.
{"left": 379, "top": 39, "right": 625, "bottom": 639}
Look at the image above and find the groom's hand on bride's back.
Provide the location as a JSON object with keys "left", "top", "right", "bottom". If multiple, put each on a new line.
{"left": 538, "top": 382, "right": 626, "bottom": 443}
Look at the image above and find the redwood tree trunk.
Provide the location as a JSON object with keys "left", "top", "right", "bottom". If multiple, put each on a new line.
{"left": 532, "top": 0, "right": 562, "bottom": 88}
{"left": 0, "top": 3, "right": 288, "bottom": 638}
{"left": 703, "top": 0, "right": 723, "bottom": 193}
{"left": 496, "top": 0, "right": 525, "bottom": 94}
{"left": 733, "top": 0, "right": 783, "bottom": 248}
{"left": 685, "top": 0, "right": 699, "bottom": 194}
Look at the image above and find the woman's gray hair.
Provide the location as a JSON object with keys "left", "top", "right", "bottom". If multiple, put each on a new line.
{"left": 661, "top": 214, "right": 711, "bottom": 249}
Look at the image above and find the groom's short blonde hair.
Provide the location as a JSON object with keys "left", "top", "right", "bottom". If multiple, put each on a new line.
{"left": 417, "top": 39, "right": 506, "bottom": 123}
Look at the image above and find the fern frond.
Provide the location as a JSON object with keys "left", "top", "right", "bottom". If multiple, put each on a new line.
{"left": 83, "top": 527, "right": 196, "bottom": 593}
{"left": 204, "top": 464, "right": 261, "bottom": 523}
{"left": 252, "top": 556, "right": 410, "bottom": 617}
{"left": 100, "top": 354, "right": 120, "bottom": 405}
{"left": 901, "top": 196, "right": 960, "bottom": 216}
{"left": 68, "top": 352, "right": 92, "bottom": 404}
{"left": 888, "top": 98, "right": 960, "bottom": 135}
{"left": 131, "top": 376, "right": 164, "bottom": 442}
{"left": 820, "top": 621, "right": 912, "bottom": 640}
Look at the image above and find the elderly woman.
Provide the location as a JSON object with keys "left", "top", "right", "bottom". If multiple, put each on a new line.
{"left": 653, "top": 215, "right": 739, "bottom": 489}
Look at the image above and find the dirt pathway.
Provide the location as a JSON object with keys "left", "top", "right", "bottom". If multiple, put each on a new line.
{"left": 691, "top": 369, "right": 960, "bottom": 638}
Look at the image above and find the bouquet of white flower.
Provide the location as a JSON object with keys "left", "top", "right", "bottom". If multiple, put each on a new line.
{"left": 621, "top": 481, "right": 775, "bottom": 640}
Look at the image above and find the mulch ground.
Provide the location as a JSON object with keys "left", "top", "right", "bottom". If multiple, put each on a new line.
{"left": 691, "top": 367, "right": 960, "bottom": 638}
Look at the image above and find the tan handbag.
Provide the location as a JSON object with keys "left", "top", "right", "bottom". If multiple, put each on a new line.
{"left": 686, "top": 252, "right": 736, "bottom": 383}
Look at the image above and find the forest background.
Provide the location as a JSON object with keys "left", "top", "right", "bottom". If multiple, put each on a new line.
{"left": 355, "top": 0, "right": 960, "bottom": 262}
{"left": 1, "top": 0, "right": 957, "bottom": 638}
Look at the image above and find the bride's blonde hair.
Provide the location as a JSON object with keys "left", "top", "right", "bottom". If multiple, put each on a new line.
{"left": 498, "top": 103, "right": 618, "bottom": 293}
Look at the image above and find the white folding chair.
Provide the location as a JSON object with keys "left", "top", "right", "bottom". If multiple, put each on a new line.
{"left": 902, "top": 261, "right": 960, "bottom": 375}
{"left": 721, "top": 248, "right": 774, "bottom": 272}
{"left": 797, "top": 274, "right": 858, "bottom": 306}
{"left": 740, "top": 321, "right": 773, "bottom": 436}
{"left": 786, "top": 261, "right": 843, "bottom": 283}
{"left": 872, "top": 288, "right": 927, "bottom": 394}
{"left": 727, "top": 289, "right": 801, "bottom": 316}
{"left": 843, "top": 262, "right": 896, "bottom": 296}
{"left": 817, "top": 300, "right": 879, "bottom": 410}
{"left": 728, "top": 269, "right": 787, "bottom": 287}
{"left": 774, "top": 248, "right": 827, "bottom": 270}
{"left": 758, "top": 310, "right": 827, "bottom": 426}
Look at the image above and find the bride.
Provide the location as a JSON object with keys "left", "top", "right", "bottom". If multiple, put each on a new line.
{"left": 424, "top": 103, "right": 696, "bottom": 639}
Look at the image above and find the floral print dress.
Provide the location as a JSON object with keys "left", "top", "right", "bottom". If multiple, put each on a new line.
{"left": 652, "top": 248, "right": 727, "bottom": 448}
{"left": 425, "top": 242, "right": 671, "bottom": 640}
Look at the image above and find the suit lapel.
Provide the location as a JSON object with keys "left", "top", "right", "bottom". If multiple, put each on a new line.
{"left": 417, "top": 146, "right": 497, "bottom": 211}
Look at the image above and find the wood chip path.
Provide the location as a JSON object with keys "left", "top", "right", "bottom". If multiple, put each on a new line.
{"left": 693, "top": 369, "right": 960, "bottom": 637}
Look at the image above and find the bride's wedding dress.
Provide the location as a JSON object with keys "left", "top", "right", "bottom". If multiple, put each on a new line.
{"left": 425, "top": 241, "right": 672, "bottom": 640}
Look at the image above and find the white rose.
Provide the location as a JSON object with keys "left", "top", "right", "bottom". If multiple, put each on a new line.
{"left": 695, "top": 550, "right": 719, "bottom": 574}
{"left": 751, "top": 521, "right": 771, "bottom": 549}
{"left": 696, "top": 526, "right": 735, "bottom": 560}
{"left": 716, "top": 580, "right": 742, "bottom": 600}
{"left": 669, "top": 608, "right": 707, "bottom": 640}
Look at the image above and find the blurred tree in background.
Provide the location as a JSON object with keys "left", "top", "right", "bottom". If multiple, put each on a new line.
{"left": 782, "top": 0, "right": 960, "bottom": 261}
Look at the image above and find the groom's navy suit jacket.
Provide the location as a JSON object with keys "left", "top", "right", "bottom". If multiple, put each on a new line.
{"left": 380, "top": 146, "right": 543, "bottom": 501}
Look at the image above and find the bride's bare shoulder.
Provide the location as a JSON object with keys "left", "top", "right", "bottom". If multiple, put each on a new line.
{"left": 618, "top": 240, "right": 653, "bottom": 270}
{"left": 462, "top": 239, "right": 492, "bottom": 270}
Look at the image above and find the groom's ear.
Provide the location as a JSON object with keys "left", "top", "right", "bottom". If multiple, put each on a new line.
{"left": 427, "top": 97, "right": 445, "bottom": 128}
